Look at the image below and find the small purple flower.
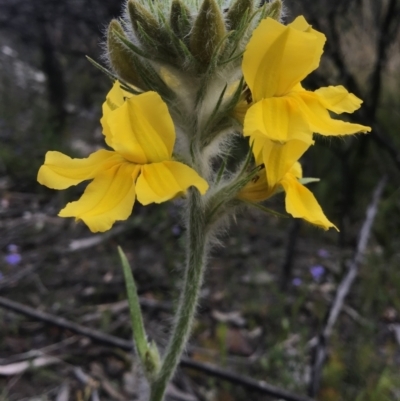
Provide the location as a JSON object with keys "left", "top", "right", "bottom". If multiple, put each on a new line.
{"left": 5, "top": 253, "right": 22, "bottom": 265}
{"left": 292, "top": 277, "right": 302, "bottom": 286}
{"left": 317, "top": 249, "right": 330, "bottom": 258}
{"left": 310, "top": 265, "right": 325, "bottom": 281}
{"left": 5, "top": 245, "right": 22, "bottom": 266}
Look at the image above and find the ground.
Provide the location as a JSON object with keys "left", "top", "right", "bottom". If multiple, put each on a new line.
{"left": 0, "top": 188, "right": 399, "bottom": 401}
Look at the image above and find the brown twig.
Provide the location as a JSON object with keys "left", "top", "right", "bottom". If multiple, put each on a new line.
{"left": 280, "top": 219, "right": 301, "bottom": 291}
{"left": 0, "top": 295, "right": 316, "bottom": 401}
{"left": 308, "top": 176, "right": 387, "bottom": 397}
{"left": 0, "top": 295, "right": 133, "bottom": 349}
{"left": 180, "top": 359, "right": 315, "bottom": 401}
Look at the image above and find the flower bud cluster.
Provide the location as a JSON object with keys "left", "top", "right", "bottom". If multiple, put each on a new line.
{"left": 106, "top": 0, "right": 282, "bottom": 175}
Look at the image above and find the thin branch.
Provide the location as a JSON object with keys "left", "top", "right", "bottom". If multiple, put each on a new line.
{"left": 280, "top": 219, "right": 301, "bottom": 291}
{"left": 308, "top": 176, "right": 387, "bottom": 397}
{"left": 0, "top": 295, "right": 316, "bottom": 401}
{"left": 180, "top": 359, "right": 315, "bottom": 401}
{"left": 368, "top": 0, "right": 399, "bottom": 119}
{"left": 0, "top": 296, "right": 133, "bottom": 350}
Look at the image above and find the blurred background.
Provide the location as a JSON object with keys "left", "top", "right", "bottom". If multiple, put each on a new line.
{"left": 0, "top": 0, "right": 400, "bottom": 400}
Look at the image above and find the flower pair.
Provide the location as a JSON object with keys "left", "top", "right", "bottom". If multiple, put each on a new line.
{"left": 38, "top": 14, "right": 371, "bottom": 233}
{"left": 240, "top": 16, "right": 371, "bottom": 230}
{"left": 38, "top": 82, "right": 208, "bottom": 232}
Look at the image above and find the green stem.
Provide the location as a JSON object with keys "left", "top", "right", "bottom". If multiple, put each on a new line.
{"left": 150, "top": 188, "right": 207, "bottom": 401}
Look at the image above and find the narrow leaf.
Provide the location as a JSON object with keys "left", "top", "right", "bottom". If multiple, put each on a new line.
{"left": 118, "top": 246, "right": 148, "bottom": 361}
{"left": 241, "top": 200, "right": 289, "bottom": 218}
{"left": 85, "top": 56, "right": 118, "bottom": 81}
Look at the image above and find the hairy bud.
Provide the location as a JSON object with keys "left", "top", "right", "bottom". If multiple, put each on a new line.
{"left": 265, "top": 0, "right": 283, "bottom": 21}
{"left": 170, "top": 0, "right": 192, "bottom": 42}
{"left": 226, "top": 0, "right": 254, "bottom": 31}
{"left": 190, "top": 0, "right": 227, "bottom": 65}
{"left": 107, "top": 20, "right": 143, "bottom": 89}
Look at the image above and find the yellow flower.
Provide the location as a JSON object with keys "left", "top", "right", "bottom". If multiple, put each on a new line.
{"left": 242, "top": 16, "right": 371, "bottom": 144}
{"left": 38, "top": 82, "right": 208, "bottom": 232}
{"left": 240, "top": 135, "right": 337, "bottom": 230}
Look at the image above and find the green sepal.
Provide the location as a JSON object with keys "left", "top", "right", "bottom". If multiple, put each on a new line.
{"left": 128, "top": 52, "right": 175, "bottom": 100}
{"left": 176, "top": 38, "right": 199, "bottom": 67}
{"left": 269, "top": 177, "right": 321, "bottom": 196}
{"left": 200, "top": 78, "right": 244, "bottom": 147}
{"left": 107, "top": 20, "right": 144, "bottom": 89}
{"left": 218, "top": 49, "right": 245, "bottom": 66}
{"left": 85, "top": 56, "right": 142, "bottom": 95}
{"left": 200, "top": 83, "right": 227, "bottom": 138}
{"left": 205, "top": 150, "right": 260, "bottom": 228}
{"left": 112, "top": 28, "right": 151, "bottom": 60}
{"left": 190, "top": 0, "right": 227, "bottom": 65}
{"left": 215, "top": 150, "right": 230, "bottom": 186}
{"left": 135, "top": 20, "right": 164, "bottom": 53}
{"left": 86, "top": 56, "right": 118, "bottom": 81}
{"left": 240, "top": 199, "right": 289, "bottom": 218}
{"left": 170, "top": 0, "right": 192, "bottom": 42}
{"left": 226, "top": 0, "right": 254, "bottom": 31}
{"left": 119, "top": 82, "right": 142, "bottom": 96}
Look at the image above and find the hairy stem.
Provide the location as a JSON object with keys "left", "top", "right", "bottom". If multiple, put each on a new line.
{"left": 150, "top": 188, "right": 208, "bottom": 401}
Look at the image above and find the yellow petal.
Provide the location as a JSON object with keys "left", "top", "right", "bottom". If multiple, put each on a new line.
{"left": 249, "top": 134, "right": 266, "bottom": 165}
{"left": 314, "top": 85, "right": 363, "bottom": 114}
{"left": 293, "top": 91, "right": 371, "bottom": 136}
{"left": 289, "top": 161, "right": 303, "bottom": 179}
{"left": 106, "top": 81, "right": 132, "bottom": 110}
{"left": 280, "top": 174, "right": 337, "bottom": 230}
{"left": 287, "top": 15, "right": 310, "bottom": 31}
{"left": 136, "top": 161, "right": 208, "bottom": 205}
{"left": 262, "top": 138, "right": 311, "bottom": 189}
{"left": 288, "top": 16, "right": 326, "bottom": 75}
{"left": 243, "top": 97, "right": 314, "bottom": 144}
{"left": 108, "top": 91, "right": 175, "bottom": 164}
{"left": 238, "top": 170, "right": 271, "bottom": 202}
{"left": 37, "top": 149, "right": 119, "bottom": 190}
{"left": 59, "top": 162, "right": 141, "bottom": 233}
{"left": 243, "top": 17, "right": 326, "bottom": 100}
{"left": 101, "top": 81, "right": 132, "bottom": 147}
{"left": 100, "top": 109, "right": 114, "bottom": 148}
